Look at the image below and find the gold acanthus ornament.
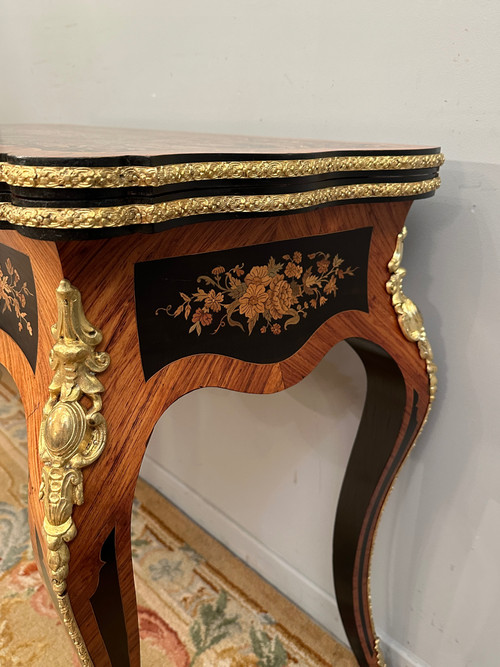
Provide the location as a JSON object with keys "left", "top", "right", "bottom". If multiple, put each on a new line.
{"left": 38, "top": 279, "right": 109, "bottom": 666}
{"left": 386, "top": 226, "right": 437, "bottom": 406}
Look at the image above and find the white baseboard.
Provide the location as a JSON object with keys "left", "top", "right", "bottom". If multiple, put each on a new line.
{"left": 140, "top": 454, "right": 425, "bottom": 667}
{"left": 377, "top": 631, "right": 432, "bottom": 667}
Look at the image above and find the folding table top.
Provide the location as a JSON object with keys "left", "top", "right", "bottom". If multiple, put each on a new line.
{"left": 0, "top": 124, "right": 443, "bottom": 240}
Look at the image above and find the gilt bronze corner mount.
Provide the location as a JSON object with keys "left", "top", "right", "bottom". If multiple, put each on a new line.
{"left": 38, "top": 279, "right": 110, "bottom": 666}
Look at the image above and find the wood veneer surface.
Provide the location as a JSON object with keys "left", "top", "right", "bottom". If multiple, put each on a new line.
{"left": 0, "top": 124, "right": 440, "bottom": 162}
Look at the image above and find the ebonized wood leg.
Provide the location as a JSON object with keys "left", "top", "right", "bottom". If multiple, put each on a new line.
{"left": 333, "top": 338, "right": 430, "bottom": 666}
{"left": 69, "top": 505, "right": 138, "bottom": 666}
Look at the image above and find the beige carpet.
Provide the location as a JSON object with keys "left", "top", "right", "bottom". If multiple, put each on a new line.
{"left": 0, "top": 371, "right": 355, "bottom": 666}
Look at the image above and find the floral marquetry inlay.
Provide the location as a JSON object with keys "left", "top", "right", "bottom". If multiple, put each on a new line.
{"left": 0, "top": 256, "right": 34, "bottom": 336}
{"left": 0, "top": 243, "right": 38, "bottom": 372}
{"left": 156, "top": 250, "right": 358, "bottom": 337}
{"left": 135, "top": 227, "right": 371, "bottom": 378}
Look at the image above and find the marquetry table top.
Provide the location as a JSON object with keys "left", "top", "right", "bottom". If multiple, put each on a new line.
{"left": 0, "top": 125, "right": 443, "bottom": 240}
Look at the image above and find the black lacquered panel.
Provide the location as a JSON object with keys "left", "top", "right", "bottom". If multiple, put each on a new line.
{"left": 90, "top": 528, "right": 131, "bottom": 667}
{"left": 135, "top": 227, "right": 372, "bottom": 380}
{"left": 0, "top": 243, "right": 37, "bottom": 372}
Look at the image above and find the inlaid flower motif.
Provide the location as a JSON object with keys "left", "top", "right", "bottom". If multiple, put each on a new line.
{"left": 156, "top": 248, "right": 357, "bottom": 336}
{"left": 190, "top": 308, "right": 213, "bottom": 334}
{"left": 317, "top": 258, "right": 330, "bottom": 274}
{"left": 284, "top": 262, "right": 302, "bottom": 279}
{"left": 239, "top": 284, "right": 268, "bottom": 319}
{"left": 266, "top": 275, "right": 295, "bottom": 320}
{"left": 192, "top": 309, "right": 212, "bottom": 326}
{"left": 205, "top": 289, "right": 224, "bottom": 312}
{"left": 245, "top": 265, "right": 271, "bottom": 287}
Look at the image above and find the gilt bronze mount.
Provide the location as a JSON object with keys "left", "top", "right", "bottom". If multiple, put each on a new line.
{"left": 38, "top": 279, "right": 109, "bottom": 666}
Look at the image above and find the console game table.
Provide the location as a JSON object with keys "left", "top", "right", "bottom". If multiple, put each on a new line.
{"left": 0, "top": 125, "right": 443, "bottom": 666}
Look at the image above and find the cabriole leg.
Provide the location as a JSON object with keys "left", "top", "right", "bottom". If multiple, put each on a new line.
{"left": 34, "top": 278, "right": 140, "bottom": 666}
{"left": 333, "top": 225, "right": 436, "bottom": 666}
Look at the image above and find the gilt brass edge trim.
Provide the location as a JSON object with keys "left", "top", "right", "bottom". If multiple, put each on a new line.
{"left": 0, "top": 177, "right": 440, "bottom": 229}
{"left": 58, "top": 594, "right": 93, "bottom": 666}
{"left": 38, "top": 279, "right": 110, "bottom": 666}
{"left": 374, "top": 638, "right": 387, "bottom": 667}
{"left": 0, "top": 153, "right": 444, "bottom": 188}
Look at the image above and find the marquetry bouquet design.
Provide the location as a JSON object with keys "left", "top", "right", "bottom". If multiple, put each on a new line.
{"left": 0, "top": 257, "right": 33, "bottom": 335}
{"left": 157, "top": 248, "right": 357, "bottom": 337}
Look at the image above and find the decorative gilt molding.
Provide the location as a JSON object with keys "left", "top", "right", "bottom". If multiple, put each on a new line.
{"left": 386, "top": 226, "right": 437, "bottom": 408}
{"left": 57, "top": 594, "right": 93, "bottom": 667}
{"left": 0, "top": 152, "right": 444, "bottom": 188}
{"left": 0, "top": 177, "right": 440, "bottom": 230}
{"left": 374, "top": 638, "right": 387, "bottom": 667}
{"left": 39, "top": 279, "right": 110, "bottom": 666}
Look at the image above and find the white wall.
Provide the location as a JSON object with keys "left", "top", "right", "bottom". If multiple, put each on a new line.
{"left": 2, "top": 2, "right": 499, "bottom": 665}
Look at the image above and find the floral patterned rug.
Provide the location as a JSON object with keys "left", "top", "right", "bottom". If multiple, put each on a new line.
{"left": 0, "top": 371, "right": 355, "bottom": 666}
